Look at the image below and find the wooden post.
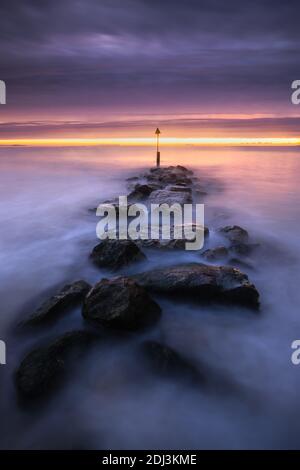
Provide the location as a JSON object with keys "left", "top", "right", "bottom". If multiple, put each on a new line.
{"left": 156, "top": 150, "right": 160, "bottom": 167}
{"left": 155, "top": 128, "right": 161, "bottom": 167}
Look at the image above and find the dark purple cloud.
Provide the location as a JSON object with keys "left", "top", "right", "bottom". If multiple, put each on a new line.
{"left": 1, "top": 0, "right": 300, "bottom": 116}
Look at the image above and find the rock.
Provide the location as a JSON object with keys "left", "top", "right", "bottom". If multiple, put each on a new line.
{"left": 150, "top": 165, "right": 191, "bottom": 175}
{"left": 176, "top": 224, "right": 209, "bottom": 239}
{"left": 23, "top": 281, "right": 91, "bottom": 326}
{"left": 15, "top": 330, "right": 96, "bottom": 400}
{"left": 136, "top": 225, "right": 209, "bottom": 250}
{"left": 195, "top": 189, "right": 208, "bottom": 197}
{"left": 228, "top": 258, "right": 253, "bottom": 271}
{"left": 141, "top": 341, "right": 203, "bottom": 384}
{"left": 202, "top": 246, "right": 228, "bottom": 261}
{"left": 229, "top": 242, "right": 259, "bottom": 256}
{"left": 149, "top": 189, "right": 192, "bottom": 205}
{"left": 133, "top": 263, "right": 259, "bottom": 309}
{"left": 165, "top": 185, "right": 192, "bottom": 194}
{"left": 219, "top": 225, "right": 249, "bottom": 244}
{"left": 146, "top": 166, "right": 193, "bottom": 186}
{"left": 82, "top": 277, "right": 162, "bottom": 330}
{"left": 128, "top": 183, "right": 156, "bottom": 201}
{"left": 90, "top": 239, "right": 146, "bottom": 270}
{"left": 126, "top": 176, "right": 139, "bottom": 182}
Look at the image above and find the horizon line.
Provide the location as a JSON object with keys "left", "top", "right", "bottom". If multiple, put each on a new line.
{"left": 0, "top": 137, "right": 299, "bottom": 147}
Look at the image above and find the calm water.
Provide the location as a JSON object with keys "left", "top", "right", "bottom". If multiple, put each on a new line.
{"left": 1, "top": 145, "right": 300, "bottom": 449}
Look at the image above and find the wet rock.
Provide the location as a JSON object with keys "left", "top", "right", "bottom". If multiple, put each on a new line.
{"left": 128, "top": 183, "right": 156, "bottom": 201}
{"left": 219, "top": 225, "right": 249, "bottom": 244}
{"left": 133, "top": 263, "right": 259, "bottom": 309}
{"left": 23, "top": 281, "right": 91, "bottom": 326}
{"left": 126, "top": 176, "right": 139, "bottom": 182}
{"left": 150, "top": 165, "right": 191, "bottom": 175}
{"left": 90, "top": 239, "right": 146, "bottom": 270}
{"left": 137, "top": 238, "right": 187, "bottom": 250}
{"left": 165, "top": 185, "right": 192, "bottom": 194}
{"left": 146, "top": 166, "right": 193, "bottom": 186}
{"left": 228, "top": 258, "right": 254, "bottom": 271}
{"left": 149, "top": 189, "right": 192, "bottom": 205}
{"left": 202, "top": 246, "right": 229, "bottom": 261}
{"left": 15, "top": 330, "right": 96, "bottom": 400}
{"left": 82, "top": 277, "right": 162, "bottom": 330}
{"left": 195, "top": 189, "right": 208, "bottom": 197}
{"left": 136, "top": 225, "right": 209, "bottom": 251}
{"left": 141, "top": 341, "right": 204, "bottom": 384}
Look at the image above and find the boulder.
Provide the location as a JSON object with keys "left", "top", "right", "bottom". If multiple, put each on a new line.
{"left": 150, "top": 165, "right": 191, "bottom": 175}
{"left": 149, "top": 189, "right": 192, "bottom": 205}
{"left": 141, "top": 341, "right": 204, "bottom": 384}
{"left": 90, "top": 239, "right": 146, "bottom": 270}
{"left": 82, "top": 277, "right": 162, "bottom": 330}
{"left": 219, "top": 225, "right": 249, "bottom": 244}
{"left": 202, "top": 246, "right": 228, "bottom": 261}
{"left": 165, "top": 185, "right": 192, "bottom": 194}
{"left": 15, "top": 330, "right": 96, "bottom": 400}
{"left": 127, "top": 183, "right": 156, "bottom": 201}
{"left": 23, "top": 281, "right": 91, "bottom": 326}
{"left": 126, "top": 176, "right": 139, "bottom": 182}
{"left": 228, "top": 258, "right": 253, "bottom": 271}
{"left": 146, "top": 166, "right": 193, "bottom": 186}
{"left": 136, "top": 225, "right": 209, "bottom": 250}
{"left": 133, "top": 263, "right": 259, "bottom": 309}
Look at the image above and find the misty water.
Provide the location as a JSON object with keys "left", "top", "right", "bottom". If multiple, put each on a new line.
{"left": 1, "top": 145, "right": 300, "bottom": 449}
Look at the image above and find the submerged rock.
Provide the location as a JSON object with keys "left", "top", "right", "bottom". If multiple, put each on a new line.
{"left": 228, "top": 257, "right": 254, "bottom": 271}
{"left": 134, "top": 263, "right": 259, "bottom": 309}
{"left": 90, "top": 239, "right": 146, "bottom": 270}
{"left": 141, "top": 340, "right": 204, "bottom": 384}
{"left": 229, "top": 242, "right": 259, "bottom": 256}
{"left": 219, "top": 225, "right": 249, "bottom": 244}
{"left": 23, "top": 281, "right": 91, "bottom": 326}
{"left": 126, "top": 176, "right": 139, "bottom": 182}
{"left": 202, "top": 246, "right": 229, "bottom": 261}
{"left": 82, "top": 277, "right": 162, "bottom": 330}
{"left": 15, "top": 330, "right": 96, "bottom": 400}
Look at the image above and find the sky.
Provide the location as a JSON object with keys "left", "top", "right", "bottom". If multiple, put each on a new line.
{"left": 1, "top": 0, "right": 300, "bottom": 139}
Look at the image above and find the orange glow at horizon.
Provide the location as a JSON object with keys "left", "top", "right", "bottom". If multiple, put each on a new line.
{"left": 0, "top": 137, "right": 299, "bottom": 147}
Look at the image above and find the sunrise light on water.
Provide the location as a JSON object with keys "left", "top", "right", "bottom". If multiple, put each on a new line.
{"left": 1, "top": 136, "right": 300, "bottom": 147}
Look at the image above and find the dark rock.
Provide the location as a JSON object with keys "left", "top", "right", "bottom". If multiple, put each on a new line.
{"left": 15, "top": 330, "right": 96, "bottom": 400}
{"left": 149, "top": 189, "right": 192, "bottom": 205}
{"left": 128, "top": 183, "right": 156, "bottom": 201}
{"left": 219, "top": 225, "right": 249, "bottom": 244}
{"left": 228, "top": 258, "right": 254, "bottom": 271}
{"left": 166, "top": 185, "right": 192, "bottom": 194}
{"left": 202, "top": 246, "right": 228, "bottom": 261}
{"left": 136, "top": 225, "right": 209, "bottom": 250}
{"left": 23, "top": 281, "right": 91, "bottom": 326}
{"left": 133, "top": 263, "right": 259, "bottom": 309}
{"left": 126, "top": 176, "right": 139, "bottom": 182}
{"left": 82, "top": 277, "right": 162, "bottom": 330}
{"left": 146, "top": 166, "right": 193, "bottom": 186}
{"left": 141, "top": 341, "right": 204, "bottom": 384}
{"left": 90, "top": 239, "right": 146, "bottom": 270}
{"left": 195, "top": 189, "right": 208, "bottom": 197}
{"left": 137, "top": 238, "right": 187, "bottom": 250}
{"left": 150, "top": 165, "right": 191, "bottom": 175}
